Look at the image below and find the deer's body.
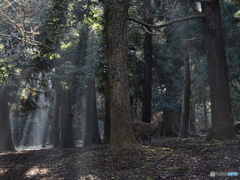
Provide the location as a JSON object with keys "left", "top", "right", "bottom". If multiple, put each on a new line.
{"left": 132, "top": 118, "right": 161, "bottom": 144}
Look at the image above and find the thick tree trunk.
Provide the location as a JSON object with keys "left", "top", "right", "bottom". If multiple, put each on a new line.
{"left": 104, "top": 0, "right": 138, "bottom": 149}
{"left": 83, "top": 78, "right": 102, "bottom": 146}
{"left": 0, "top": 87, "right": 15, "bottom": 152}
{"left": 59, "top": 87, "right": 75, "bottom": 148}
{"left": 141, "top": 0, "right": 153, "bottom": 124}
{"left": 162, "top": 111, "right": 179, "bottom": 137}
{"left": 179, "top": 42, "right": 191, "bottom": 138}
{"left": 202, "top": 0, "right": 236, "bottom": 141}
{"left": 161, "top": 82, "right": 179, "bottom": 137}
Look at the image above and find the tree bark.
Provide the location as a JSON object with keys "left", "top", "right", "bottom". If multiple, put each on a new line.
{"left": 59, "top": 86, "right": 75, "bottom": 148}
{"left": 0, "top": 87, "right": 15, "bottom": 152}
{"left": 179, "top": 42, "right": 191, "bottom": 138}
{"left": 53, "top": 81, "right": 60, "bottom": 148}
{"left": 141, "top": 0, "right": 153, "bottom": 124}
{"left": 103, "top": 81, "right": 110, "bottom": 144}
{"left": 202, "top": 0, "right": 236, "bottom": 141}
{"left": 83, "top": 78, "right": 102, "bottom": 146}
{"left": 161, "top": 81, "right": 179, "bottom": 137}
{"left": 189, "top": 104, "right": 196, "bottom": 134}
{"left": 104, "top": 0, "right": 138, "bottom": 149}
{"left": 162, "top": 111, "right": 179, "bottom": 137}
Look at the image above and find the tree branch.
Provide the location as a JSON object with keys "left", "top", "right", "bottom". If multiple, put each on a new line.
{"left": 142, "top": 21, "right": 180, "bottom": 36}
{"left": 128, "top": 15, "right": 204, "bottom": 29}
{"left": 229, "top": 80, "right": 240, "bottom": 94}
{"left": 138, "top": 0, "right": 178, "bottom": 17}
{"left": 159, "top": 0, "right": 178, "bottom": 17}
{"left": 183, "top": 35, "right": 204, "bottom": 41}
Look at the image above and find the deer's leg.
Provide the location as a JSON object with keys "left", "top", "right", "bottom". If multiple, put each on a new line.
{"left": 147, "top": 134, "right": 151, "bottom": 145}
{"left": 134, "top": 132, "right": 142, "bottom": 144}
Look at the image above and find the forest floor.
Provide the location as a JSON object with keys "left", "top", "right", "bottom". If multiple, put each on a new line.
{"left": 0, "top": 136, "right": 240, "bottom": 180}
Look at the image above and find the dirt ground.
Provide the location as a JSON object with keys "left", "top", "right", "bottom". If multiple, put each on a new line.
{"left": 0, "top": 136, "right": 240, "bottom": 180}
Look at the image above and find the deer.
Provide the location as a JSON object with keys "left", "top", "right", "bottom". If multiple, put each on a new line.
{"left": 233, "top": 121, "right": 240, "bottom": 134}
{"left": 132, "top": 114, "right": 162, "bottom": 145}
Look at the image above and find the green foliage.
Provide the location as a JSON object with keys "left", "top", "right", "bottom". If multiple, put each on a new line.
{"left": 222, "top": 1, "right": 240, "bottom": 113}
{"left": 0, "top": 58, "right": 13, "bottom": 82}
{"left": 40, "top": 0, "right": 71, "bottom": 55}
{"left": 151, "top": 37, "right": 183, "bottom": 112}
{"left": 20, "top": 89, "right": 40, "bottom": 112}
{"left": 191, "top": 57, "right": 209, "bottom": 104}
{"left": 234, "top": 10, "right": 240, "bottom": 19}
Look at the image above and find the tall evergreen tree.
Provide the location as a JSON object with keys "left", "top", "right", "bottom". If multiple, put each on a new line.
{"left": 201, "top": 0, "right": 236, "bottom": 141}
{"left": 141, "top": 0, "right": 153, "bottom": 124}
{"left": 0, "top": 87, "right": 15, "bottom": 152}
{"left": 104, "top": 0, "right": 138, "bottom": 149}
{"left": 179, "top": 41, "right": 191, "bottom": 138}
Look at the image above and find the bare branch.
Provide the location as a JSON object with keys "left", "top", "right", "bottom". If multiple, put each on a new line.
{"left": 142, "top": 26, "right": 159, "bottom": 35}
{"left": 163, "top": 22, "right": 180, "bottom": 36}
{"left": 0, "top": 0, "right": 45, "bottom": 45}
{"left": 138, "top": 0, "right": 178, "bottom": 17}
{"left": 183, "top": 35, "right": 204, "bottom": 41}
{"left": 159, "top": 0, "right": 178, "bottom": 17}
{"left": 128, "top": 15, "right": 204, "bottom": 29}
{"left": 229, "top": 80, "right": 240, "bottom": 94}
{"left": 142, "top": 22, "right": 180, "bottom": 36}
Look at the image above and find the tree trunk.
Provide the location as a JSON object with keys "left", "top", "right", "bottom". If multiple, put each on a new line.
{"left": 162, "top": 111, "right": 179, "bottom": 137}
{"left": 59, "top": 86, "right": 75, "bottom": 148}
{"left": 13, "top": 108, "right": 21, "bottom": 146}
{"left": 103, "top": 81, "right": 110, "bottom": 144}
{"left": 53, "top": 81, "right": 60, "bottom": 148}
{"left": 202, "top": 0, "right": 236, "bottom": 141}
{"left": 83, "top": 78, "right": 102, "bottom": 146}
{"left": 179, "top": 42, "right": 191, "bottom": 138}
{"left": 203, "top": 98, "right": 209, "bottom": 127}
{"left": 161, "top": 82, "right": 179, "bottom": 137}
{"left": 104, "top": 0, "right": 138, "bottom": 149}
{"left": 0, "top": 87, "right": 15, "bottom": 152}
{"left": 141, "top": 0, "right": 153, "bottom": 124}
{"left": 189, "top": 104, "right": 196, "bottom": 134}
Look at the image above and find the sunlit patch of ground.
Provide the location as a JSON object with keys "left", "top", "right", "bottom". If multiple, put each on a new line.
{"left": 25, "top": 166, "right": 50, "bottom": 178}
{"left": 79, "top": 175, "right": 100, "bottom": 180}
{"left": 0, "top": 168, "right": 8, "bottom": 175}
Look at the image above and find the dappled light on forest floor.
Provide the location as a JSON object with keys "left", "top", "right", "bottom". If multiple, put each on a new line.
{"left": 0, "top": 168, "right": 8, "bottom": 176}
{"left": 79, "top": 175, "right": 100, "bottom": 180}
{"left": 25, "top": 166, "right": 50, "bottom": 178}
{"left": 1, "top": 137, "right": 240, "bottom": 179}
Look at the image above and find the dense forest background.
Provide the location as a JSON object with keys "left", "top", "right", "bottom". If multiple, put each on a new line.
{"left": 0, "top": 0, "right": 240, "bottom": 152}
